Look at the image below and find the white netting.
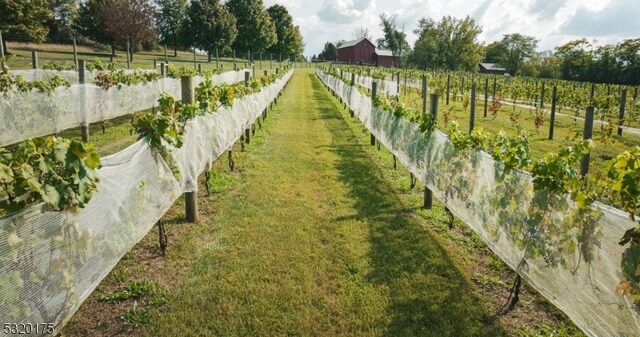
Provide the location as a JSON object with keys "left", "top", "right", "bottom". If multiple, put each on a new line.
{"left": 317, "top": 68, "right": 640, "bottom": 337}
{"left": 339, "top": 71, "right": 398, "bottom": 96}
{"left": 0, "top": 70, "right": 251, "bottom": 147}
{"left": 0, "top": 70, "right": 292, "bottom": 336}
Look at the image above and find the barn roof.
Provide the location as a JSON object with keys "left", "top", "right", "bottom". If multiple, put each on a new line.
{"left": 375, "top": 49, "right": 394, "bottom": 57}
{"left": 479, "top": 63, "right": 506, "bottom": 72}
{"left": 338, "top": 38, "right": 367, "bottom": 49}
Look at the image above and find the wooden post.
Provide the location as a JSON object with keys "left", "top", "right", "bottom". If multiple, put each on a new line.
{"left": 153, "top": 59, "right": 157, "bottom": 69}
{"left": 72, "top": 37, "right": 78, "bottom": 68}
{"left": 260, "top": 52, "right": 263, "bottom": 69}
{"left": 198, "top": 63, "right": 202, "bottom": 75}
{"left": 470, "top": 83, "right": 476, "bottom": 133}
{"left": 31, "top": 51, "right": 38, "bottom": 69}
{"left": 215, "top": 47, "right": 219, "bottom": 68}
{"left": 540, "top": 82, "right": 545, "bottom": 110}
{"left": 193, "top": 49, "right": 197, "bottom": 69}
{"left": 244, "top": 71, "right": 251, "bottom": 144}
{"left": 160, "top": 62, "right": 165, "bottom": 77}
{"left": 164, "top": 45, "right": 168, "bottom": 63}
{"left": 549, "top": 85, "right": 557, "bottom": 140}
{"left": 126, "top": 41, "right": 131, "bottom": 69}
{"left": 350, "top": 73, "right": 356, "bottom": 117}
{"left": 492, "top": 77, "right": 497, "bottom": 98}
{"left": 580, "top": 107, "right": 594, "bottom": 178}
{"left": 618, "top": 89, "right": 627, "bottom": 136}
{"left": 421, "top": 74, "right": 427, "bottom": 114}
{"left": 446, "top": 74, "right": 451, "bottom": 105}
{"left": 78, "top": 60, "right": 89, "bottom": 142}
{"left": 423, "top": 88, "right": 438, "bottom": 210}
{"left": 483, "top": 78, "right": 488, "bottom": 117}
{"left": 233, "top": 49, "right": 236, "bottom": 68}
{"left": 371, "top": 82, "right": 377, "bottom": 146}
{"left": 181, "top": 75, "right": 198, "bottom": 223}
{"left": 396, "top": 71, "right": 401, "bottom": 95}
{"left": 0, "top": 30, "right": 4, "bottom": 58}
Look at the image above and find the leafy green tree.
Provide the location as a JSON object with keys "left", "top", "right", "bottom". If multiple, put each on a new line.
{"left": 410, "top": 15, "right": 483, "bottom": 71}
{"left": 555, "top": 39, "right": 593, "bottom": 82}
{"left": 156, "top": 0, "right": 187, "bottom": 57}
{"left": 615, "top": 38, "right": 640, "bottom": 85}
{"left": 46, "top": 0, "right": 77, "bottom": 42}
{"left": 74, "top": 0, "right": 157, "bottom": 59}
{"left": 495, "top": 33, "right": 538, "bottom": 75}
{"left": 378, "top": 13, "right": 409, "bottom": 67}
{"left": 226, "top": 0, "right": 276, "bottom": 57}
{"left": 73, "top": 0, "right": 114, "bottom": 53}
{"left": 318, "top": 42, "right": 336, "bottom": 61}
{"left": 484, "top": 41, "right": 506, "bottom": 64}
{"left": 266, "top": 4, "right": 303, "bottom": 58}
{"left": 0, "top": 0, "right": 51, "bottom": 54}
{"left": 184, "top": 0, "right": 237, "bottom": 61}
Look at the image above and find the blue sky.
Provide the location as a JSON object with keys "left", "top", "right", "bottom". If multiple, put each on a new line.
{"left": 263, "top": 0, "right": 640, "bottom": 58}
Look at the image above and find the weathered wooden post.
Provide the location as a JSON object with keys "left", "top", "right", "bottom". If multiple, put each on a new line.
{"left": 618, "top": 89, "right": 627, "bottom": 136}
{"left": 350, "top": 73, "right": 355, "bottom": 117}
{"left": 181, "top": 75, "right": 198, "bottom": 223}
{"left": 31, "top": 51, "right": 38, "bottom": 69}
{"left": 164, "top": 45, "right": 168, "bottom": 63}
{"left": 483, "top": 77, "right": 488, "bottom": 117}
{"left": 470, "top": 83, "right": 476, "bottom": 133}
{"left": 423, "top": 74, "right": 434, "bottom": 209}
{"left": 193, "top": 49, "right": 197, "bottom": 69}
{"left": 126, "top": 42, "right": 131, "bottom": 69}
{"left": 160, "top": 62, "right": 165, "bottom": 77}
{"left": 78, "top": 60, "right": 89, "bottom": 143}
{"left": 72, "top": 37, "right": 78, "bottom": 68}
{"left": 0, "top": 30, "right": 4, "bottom": 58}
{"left": 549, "top": 85, "right": 557, "bottom": 140}
{"left": 371, "top": 82, "right": 377, "bottom": 146}
{"left": 153, "top": 59, "right": 157, "bottom": 69}
{"left": 446, "top": 74, "right": 451, "bottom": 105}
{"left": 197, "top": 63, "right": 202, "bottom": 75}
{"left": 244, "top": 71, "right": 251, "bottom": 144}
{"left": 540, "top": 82, "right": 546, "bottom": 110}
{"left": 580, "top": 107, "right": 595, "bottom": 178}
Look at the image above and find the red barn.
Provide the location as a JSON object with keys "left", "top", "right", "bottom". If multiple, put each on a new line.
{"left": 337, "top": 38, "right": 376, "bottom": 65}
{"left": 375, "top": 49, "right": 397, "bottom": 67}
{"left": 337, "top": 38, "right": 400, "bottom": 67}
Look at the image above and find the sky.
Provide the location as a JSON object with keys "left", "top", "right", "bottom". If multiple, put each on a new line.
{"left": 263, "top": 0, "right": 640, "bottom": 58}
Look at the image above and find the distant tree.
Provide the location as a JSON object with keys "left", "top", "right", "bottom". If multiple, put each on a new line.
{"left": 184, "top": 0, "right": 237, "bottom": 61}
{"left": 520, "top": 51, "right": 560, "bottom": 79}
{"left": 74, "top": 0, "right": 112, "bottom": 53}
{"left": 318, "top": 42, "right": 337, "bottom": 61}
{"left": 352, "top": 26, "right": 371, "bottom": 40}
{"left": 74, "top": 0, "right": 157, "bottom": 59}
{"left": 494, "top": 33, "right": 538, "bottom": 75}
{"left": 46, "top": 0, "right": 77, "bottom": 42}
{"left": 0, "top": 0, "right": 50, "bottom": 54}
{"left": 378, "top": 13, "right": 409, "bottom": 66}
{"left": 484, "top": 41, "right": 505, "bottom": 64}
{"left": 555, "top": 39, "right": 593, "bottom": 82}
{"left": 156, "top": 0, "right": 187, "bottom": 57}
{"left": 226, "top": 0, "right": 276, "bottom": 57}
{"left": 266, "top": 4, "right": 303, "bottom": 58}
{"left": 410, "top": 15, "right": 483, "bottom": 71}
{"left": 311, "top": 54, "right": 316, "bottom": 60}
{"left": 615, "top": 38, "right": 640, "bottom": 85}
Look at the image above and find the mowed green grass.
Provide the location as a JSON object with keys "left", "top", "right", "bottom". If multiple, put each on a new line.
{"left": 143, "top": 69, "right": 506, "bottom": 336}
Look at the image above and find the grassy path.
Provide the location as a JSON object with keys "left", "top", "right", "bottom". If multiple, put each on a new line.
{"left": 143, "top": 69, "right": 505, "bottom": 336}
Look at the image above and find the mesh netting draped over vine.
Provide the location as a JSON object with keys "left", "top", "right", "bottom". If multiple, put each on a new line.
{"left": 317, "top": 69, "right": 640, "bottom": 337}
{"left": 0, "top": 69, "right": 250, "bottom": 147}
{"left": 0, "top": 70, "right": 292, "bottom": 335}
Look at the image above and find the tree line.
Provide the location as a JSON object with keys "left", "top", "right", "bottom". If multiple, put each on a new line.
{"left": 0, "top": 0, "right": 304, "bottom": 61}
{"left": 316, "top": 14, "right": 639, "bottom": 86}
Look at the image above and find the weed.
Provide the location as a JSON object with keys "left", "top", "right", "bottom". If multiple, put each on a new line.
{"left": 121, "top": 301, "right": 153, "bottom": 327}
